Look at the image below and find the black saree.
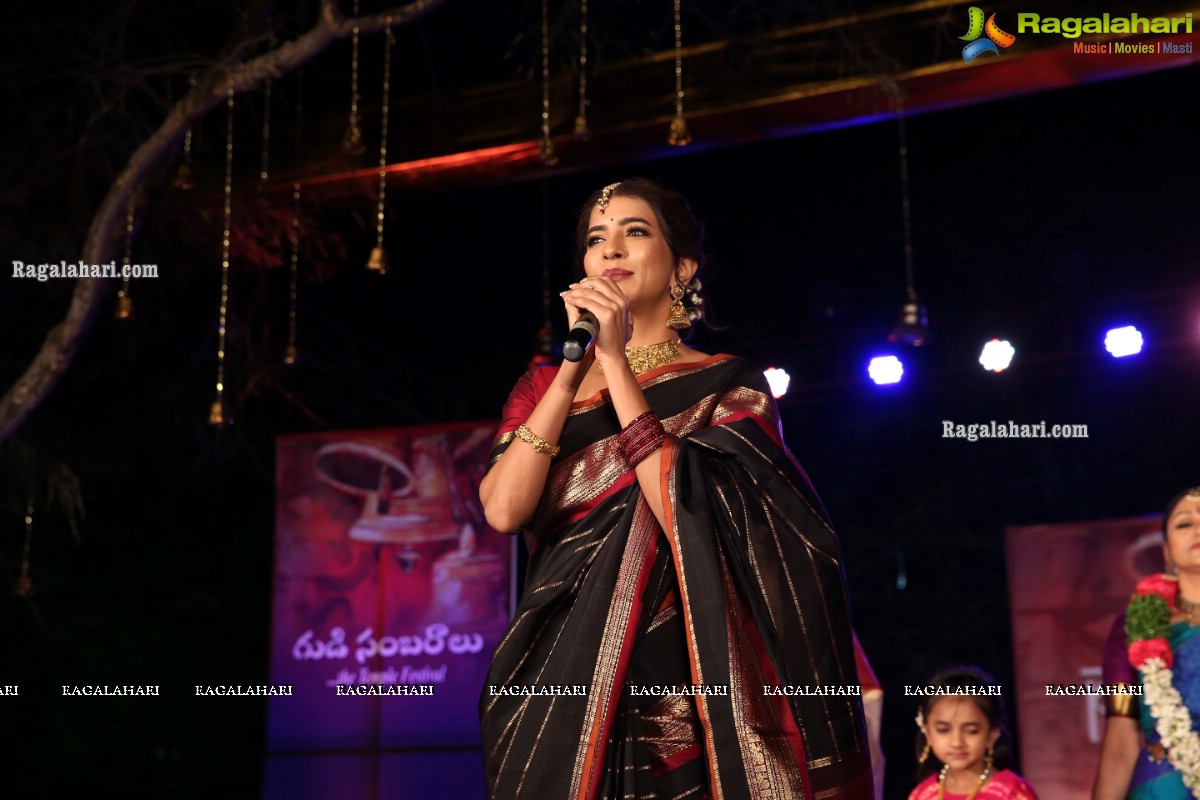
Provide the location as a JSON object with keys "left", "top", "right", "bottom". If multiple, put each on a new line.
{"left": 480, "top": 355, "right": 872, "bottom": 800}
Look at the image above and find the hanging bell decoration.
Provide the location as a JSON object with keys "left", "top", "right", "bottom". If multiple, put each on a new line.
{"left": 172, "top": 163, "right": 196, "bottom": 191}
{"left": 283, "top": 343, "right": 299, "bottom": 366}
{"left": 367, "top": 245, "right": 388, "bottom": 275}
{"left": 888, "top": 292, "right": 932, "bottom": 346}
{"left": 573, "top": 114, "right": 589, "bottom": 140}
{"left": 208, "top": 398, "right": 228, "bottom": 426}
{"left": 115, "top": 290, "right": 135, "bottom": 320}
{"left": 667, "top": 0, "right": 691, "bottom": 148}
{"left": 12, "top": 500, "right": 34, "bottom": 598}
{"left": 12, "top": 570, "right": 33, "bottom": 599}
{"left": 341, "top": 121, "right": 366, "bottom": 155}
{"left": 538, "top": 136, "right": 559, "bottom": 167}
{"left": 667, "top": 115, "right": 692, "bottom": 147}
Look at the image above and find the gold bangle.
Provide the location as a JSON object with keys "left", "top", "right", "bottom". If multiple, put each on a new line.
{"left": 515, "top": 423, "right": 561, "bottom": 458}
{"left": 1105, "top": 687, "right": 1138, "bottom": 718}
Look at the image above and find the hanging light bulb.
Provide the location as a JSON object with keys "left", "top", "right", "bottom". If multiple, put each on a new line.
{"left": 886, "top": 111, "right": 930, "bottom": 346}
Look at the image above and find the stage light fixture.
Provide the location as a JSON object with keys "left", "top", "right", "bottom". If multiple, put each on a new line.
{"left": 868, "top": 356, "right": 904, "bottom": 385}
{"left": 1104, "top": 326, "right": 1143, "bottom": 358}
{"left": 979, "top": 339, "right": 1015, "bottom": 373}
{"left": 763, "top": 367, "right": 791, "bottom": 399}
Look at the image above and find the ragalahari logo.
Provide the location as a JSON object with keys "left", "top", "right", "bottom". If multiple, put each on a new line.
{"left": 960, "top": 7, "right": 1017, "bottom": 62}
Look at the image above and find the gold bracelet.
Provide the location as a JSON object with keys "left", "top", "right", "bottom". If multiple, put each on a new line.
{"left": 515, "top": 424, "right": 561, "bottom": 458}
{"left": 1104, "top": 686, "right": 1139, "bottom": 718}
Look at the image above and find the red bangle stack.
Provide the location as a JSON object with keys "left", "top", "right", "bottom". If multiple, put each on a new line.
{"left": 618, "top": 411, "right": 666, "bottom": 468}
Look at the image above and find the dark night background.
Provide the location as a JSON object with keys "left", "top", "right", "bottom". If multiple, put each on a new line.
{"left": 1, "top": 1, "right": 1198, "bottom": 797}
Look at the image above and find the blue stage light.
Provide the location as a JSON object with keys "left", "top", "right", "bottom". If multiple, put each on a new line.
{"left": 868, "top": 356, "right": 904, "bottom": 385}
{"left": 1104, "top": 326, "right": 1143, "bottom": 358}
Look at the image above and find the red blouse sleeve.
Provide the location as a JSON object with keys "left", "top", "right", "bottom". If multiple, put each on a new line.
{"left": 487, "top": 365, "right": 560, "bottom": 470}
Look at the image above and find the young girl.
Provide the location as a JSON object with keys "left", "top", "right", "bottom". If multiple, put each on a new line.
{"left": 909, "top": 667, "right": 1039, "bottom": 800}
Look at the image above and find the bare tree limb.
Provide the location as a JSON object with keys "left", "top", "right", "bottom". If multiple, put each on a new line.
{"left": 0, "top": 0, "right": 450, "bottom": 444}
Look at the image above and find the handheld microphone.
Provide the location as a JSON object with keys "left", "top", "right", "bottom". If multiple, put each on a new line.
{"left": 562, "top": 312, "right": 598, "bottom": 362}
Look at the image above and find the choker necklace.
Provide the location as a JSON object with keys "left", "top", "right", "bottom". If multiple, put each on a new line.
{"left": 1179, "top": 595, "right": 1200, "bottom": 626}
{"left": 937, "top": 763, "right": 991, "bottom": 800}
{"left": 600, "top": 339, "right": 680, "bottom": 375}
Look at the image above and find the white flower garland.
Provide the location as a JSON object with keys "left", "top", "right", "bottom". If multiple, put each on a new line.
{"left": 1141, "top": 656, "right": 1200, "bottom": 796}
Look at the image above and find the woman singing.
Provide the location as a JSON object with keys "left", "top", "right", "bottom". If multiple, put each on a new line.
{"left": 1093, "top": 487, "right": 1200, "bottom": 799}
{"left": 478, "top": 179, "right": 873, "bottom": 799}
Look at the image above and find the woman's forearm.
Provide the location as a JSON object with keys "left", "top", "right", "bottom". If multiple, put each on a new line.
{"left": 479, "top": 371, "right": 580, "bottom": 533}
{"left": 1091, "top": 715, "right": 1139, "bottom": 800}
{"left": 605, "top": 367, "right": 668, "bottom": 530}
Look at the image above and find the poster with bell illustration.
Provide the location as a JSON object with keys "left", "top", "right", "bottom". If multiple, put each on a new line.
{"left": 267, "top": 422, "right": 515, "bottom": 753}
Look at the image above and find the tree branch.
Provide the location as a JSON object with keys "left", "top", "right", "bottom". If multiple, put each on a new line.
{"left": 0, "top": 0, "right": 450, "bottom": 444}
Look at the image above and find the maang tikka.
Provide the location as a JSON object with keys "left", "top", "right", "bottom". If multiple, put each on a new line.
{"left": 597, "top": 182, "right": 621, "bottom": 213}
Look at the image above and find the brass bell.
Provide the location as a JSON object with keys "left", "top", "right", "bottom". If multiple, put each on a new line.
{"left": 208, "top": 398, "right": 227, "bottom": 426}
{"left": 341, "top": 122, "right": 367, "bottom": 155}
{"left": 667, "top": 115, "right": 692, "bottom": 147}
{"left": 172, "top": 163, "right": 195, "bottom": 191}
{"left": 283, "top": 343, "right": 298, "bottom": 366}
{"left": 366, "top": 245, "right": 388, "bottom": 275}
{"left": 115, "top": 291, "right": 134, "bottom": 321}
{"left": 538, "top": 137, "right": 559, "bottom": 166}
{"left": 888, "top": 292, "right": 932, "bottom": 347}
{"left": 11, "top": 570, "right": 33, "bottom": 599}
{"left": 573, "top": 114, "right": 589, "bottom": 140}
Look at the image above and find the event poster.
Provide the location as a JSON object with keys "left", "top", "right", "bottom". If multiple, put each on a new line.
{"left": 265, "top": 423, "right": 514, "bottom": 761}
{"left": 1007, "top": 514, "right": 1162, "bottom": 799}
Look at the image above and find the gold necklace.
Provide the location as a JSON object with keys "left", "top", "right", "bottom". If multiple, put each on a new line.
{"left": 625, "top": 339, "right": 680, "bottom": 374}
{"left": 599, "top": 339, "right": 681, "bottom": 375}
{"left": 1179, "top": 596, "right": 1200, "bottom": 626}
{"left": 936, "top": 764, "right": 990, "bottom": 800}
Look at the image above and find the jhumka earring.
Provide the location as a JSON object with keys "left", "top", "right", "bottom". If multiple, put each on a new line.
{"left": 667, "top": 282, "right": 690, "bottom": 330}
{"left": 919, "top": 742, "right": 931, "bottom": 764}
{"left": 984, "top": 744, "right": 994, "bottom": 772}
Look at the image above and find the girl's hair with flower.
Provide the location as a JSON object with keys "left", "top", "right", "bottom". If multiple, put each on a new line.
{"left": 914, "top": 665, "right": 1017, "bottom": 781}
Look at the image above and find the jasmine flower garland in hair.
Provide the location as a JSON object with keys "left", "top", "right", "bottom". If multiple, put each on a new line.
{"left": 685, "top": 278, "right": 703, "bottom": 324}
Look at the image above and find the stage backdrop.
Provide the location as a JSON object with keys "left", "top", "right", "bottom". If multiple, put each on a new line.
{"left": 265, "top": 423, "right": 514, "bottom": 800}
{"left": 1007, "top": 513, "right": 1162, "bottom": 799}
